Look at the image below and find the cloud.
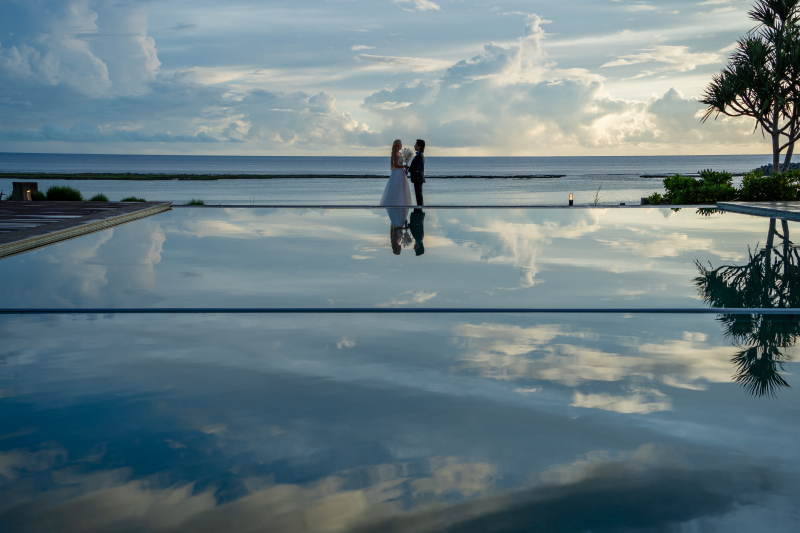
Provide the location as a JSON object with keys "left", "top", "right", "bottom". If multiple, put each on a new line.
{"left": 0, "top": 122, "right": 221, "bottom": 143}
{"left": 355, "top": 54, "right": 452, "bottom": 72}
{"left": 0, "top": 5, "right": 769, "bottom": 154}
{"left": 601, "top": 45, "right": 723, "bottom": 74}
{"left": 0, "top": 0, "right": 159, "bottom": 97}
{"left": 394, "top": 0, "right": 441, "bottom": 12}
{"left": 625, "top": 2, "right": 659, "bottom": 12}
{"left": 351, "top": 44, "right": 375, "bottom": 50}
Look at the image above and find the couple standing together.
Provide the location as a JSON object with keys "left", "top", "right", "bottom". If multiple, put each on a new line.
{"left": 379, "top": 139, "right": 425, "bottom": 208}
{"left": 379, "top": 139, "right": 426, "bottom": 256}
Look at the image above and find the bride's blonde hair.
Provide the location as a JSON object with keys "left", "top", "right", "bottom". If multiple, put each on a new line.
{"left": 390, "top": 139, "right": 401, "bottom": 169}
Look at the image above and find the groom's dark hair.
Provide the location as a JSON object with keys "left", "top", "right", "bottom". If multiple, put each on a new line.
{"left": 416, "top": 139, "right": 426, "bottom": 153}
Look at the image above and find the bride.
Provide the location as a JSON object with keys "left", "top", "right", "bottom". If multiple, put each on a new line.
{"left": 380, "top": 139, "right": 414, "bottom": 229}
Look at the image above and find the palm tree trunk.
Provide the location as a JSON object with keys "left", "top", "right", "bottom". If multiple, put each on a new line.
{"left": 773, "top": 105, "right": 782, "bottom": 173}
{"left": 782, "top": 142, "right": 795, "bottom": 172}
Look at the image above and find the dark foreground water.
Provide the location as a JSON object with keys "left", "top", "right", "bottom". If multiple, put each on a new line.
{"left": 0, "top": 152, "right": 773, "bottom": 205}
{"left": 0, "top": 207, "right": 798, "bottom": 531}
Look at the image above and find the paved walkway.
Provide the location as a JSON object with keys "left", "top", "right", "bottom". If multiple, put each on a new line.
{"left": 717, "top": 201, "right": 800, "bottom": 221}
{"left": 0, "top": 201, "right": 172, "bottom": 259}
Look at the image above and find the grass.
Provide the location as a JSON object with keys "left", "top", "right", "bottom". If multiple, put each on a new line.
{"left": 590, "top": 184, "right": 603, "bottom": 206}
{"left": 88, "top": 193, "right": 109, "bottom": 202}
{"left": 46, "top": 185, "right": 83, "bottom": 201}
{"left": 31, "top": 191, "right": 46, "bottom": 201}
{"left": 185, "top": 199, "right": 205, "bottom": 205}
{"left": 121, "top": 196, "right": 146, "bottom": 202}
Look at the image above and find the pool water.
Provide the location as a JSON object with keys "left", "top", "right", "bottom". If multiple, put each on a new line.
{"left": 0, "top": 207, "right": 798, "bottom": 532}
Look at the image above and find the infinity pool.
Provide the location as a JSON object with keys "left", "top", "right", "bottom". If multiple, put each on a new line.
{"left": 0, "top": 207, "right": 797, "bottom": 532}
{"left": 0, "top": 207, "right": 789, "bottom": 309}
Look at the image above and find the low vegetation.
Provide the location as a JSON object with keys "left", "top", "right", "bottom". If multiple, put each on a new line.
{"left": 88, "top": 193, "right": 109, "bottom": 201}
{"left": 31, "top": 191, "right": 46, "bottom": 201}
{"left": 185, "top": 199, "right": 205, "bottom": 205}
{"left": 739, "top": 170, "right": 800, "bottom": 201}
{"left": 121, "top": 196, "right": 146, "bottom": 202}
{"left": 45, "top": 185, "right": 83, "bottom": 201}
{"left": 648, "top": 169, "right": 800, "bottom": 205}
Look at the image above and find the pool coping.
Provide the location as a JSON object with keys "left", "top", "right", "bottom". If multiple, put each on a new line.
{"left": 717, "top": 201, "right": 800, "bottom": 221}
{"left": 170, "top": 204, "right": 719, "bottom": 209}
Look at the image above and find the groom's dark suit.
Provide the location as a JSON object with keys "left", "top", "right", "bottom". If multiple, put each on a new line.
{"left": 408, "top": 151, "right": 425, "bottom": 206}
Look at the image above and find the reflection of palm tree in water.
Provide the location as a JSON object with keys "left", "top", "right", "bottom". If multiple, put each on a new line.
{"left": 695, "top": 218, "right": 799, "bottom": 397}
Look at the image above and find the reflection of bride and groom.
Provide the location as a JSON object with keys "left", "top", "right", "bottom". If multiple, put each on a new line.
{"left": 379, "top": 139, "right": 426, "bottom": 256}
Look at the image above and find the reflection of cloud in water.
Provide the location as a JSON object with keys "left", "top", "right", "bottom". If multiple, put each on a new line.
{"left": 598, "top": 233, "right": 743, "bottom": 261}
{"left": 571, "top": 387, "right": 672, "bottom": 414}
{"left": 465, "top": 214, "right": 604, "bottom": 287}
{"left": 377, "top": 290, "right": 438, "bottom": 307}
{"left": 453, "top": 322, "right": 734, "bottom": 399}
{"left": 356, "top": 444, "right": 785, "bottom": 533}
{"left": 0, "top": 456, "right": 499, "bottom": 533}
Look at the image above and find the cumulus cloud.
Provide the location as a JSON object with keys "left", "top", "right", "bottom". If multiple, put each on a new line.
{"left": 0, "top": 5, "right": 767, "bottom": 154}
{"left": 0, "top": 0, "right": 159, "bottom": 97}
{"left": 357, "top": 14, "right": 749, "bottom": 154}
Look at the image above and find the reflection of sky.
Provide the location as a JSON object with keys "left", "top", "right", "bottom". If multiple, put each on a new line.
{"left": 0, "top": 313, "right": 798, "bottom": 531}
{"left": 0, "top": 207, "right": 785, "bottom": 308}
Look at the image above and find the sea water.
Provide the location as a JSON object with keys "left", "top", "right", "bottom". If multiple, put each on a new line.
{"left": 0, "top": 152, "right": 772, "bottom": 205}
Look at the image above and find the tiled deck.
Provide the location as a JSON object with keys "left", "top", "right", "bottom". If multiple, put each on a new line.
{"left": 0, "top": 201, "right": 172, "bottom": 258}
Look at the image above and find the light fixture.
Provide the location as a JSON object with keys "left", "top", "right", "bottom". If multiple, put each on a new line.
{"left": 569, "top": 193, "right": 573, "bottom": 207}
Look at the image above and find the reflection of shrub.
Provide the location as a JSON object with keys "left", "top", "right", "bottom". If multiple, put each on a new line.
{"left": 185, "top": 199, "right": 205, "bottom": 205}
{"left": 31, "top": 191, "right": 46, "bottom": 201}
{"left": 89, "top": 193, "right": 109, "bottom": 202}
{"left": 663, "top": 169, "right": 737, "bottom": 204}
{"left": 121, "top": 196, "right": 146, "bottom": 202}
{"left": 46, "top": 185, "right": 83, "bottom": 201}
{"left": 696, "top": 208, "right": 721, "bottom": 217}
{"left": 739, "top": 169, "right": 800, "bottom": 201}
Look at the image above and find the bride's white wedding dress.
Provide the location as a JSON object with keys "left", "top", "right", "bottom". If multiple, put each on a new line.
{"left": 380, "top": 155, "right": 414, "bottom": 228}
{"left": 379, "top": 157, "right": 414, "bottom": 208}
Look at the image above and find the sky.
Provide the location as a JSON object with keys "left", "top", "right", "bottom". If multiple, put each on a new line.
{"left": 0, "top": 0, "right": 775, "bottom": 156}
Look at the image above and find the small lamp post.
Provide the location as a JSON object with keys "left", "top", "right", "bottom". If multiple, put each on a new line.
{"left": 569, "top": 193, "right": 573, "bottom": 207}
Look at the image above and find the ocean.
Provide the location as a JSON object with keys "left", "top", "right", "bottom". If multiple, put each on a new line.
{"left": 0, "top": 152, "right": 772, "bottom": 205}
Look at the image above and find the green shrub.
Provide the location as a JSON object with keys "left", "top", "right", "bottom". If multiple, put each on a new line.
{"left": 661, "top": 169, "right": 737, "bottom": 204}
{"left": 646, "top": 192, "right": 665, "bottom": 205}
{"left": 121, "top": 196, "right": 146, "bottom": 202}
{"left": 738, "top": 169, "right": 800, "bottom": 201}
{"left": 88, "top": 193, "right": 109, "bottom": 201}
{"left": 31, "top": 191, "right": 46, "bottom": 201}
{"left": 46, "top": 185, "right": 83, "bottom": 201}
{"left": 185, "top": 199, "right": 205, "bottom": 205}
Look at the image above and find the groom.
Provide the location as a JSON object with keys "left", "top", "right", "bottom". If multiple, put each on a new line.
{"left": 408, "top": 139, "right": 425, "bottom": 206}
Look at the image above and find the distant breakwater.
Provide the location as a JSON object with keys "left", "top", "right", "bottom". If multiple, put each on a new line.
{"left": 0, "top": 173, "right": 566, "bottom": 180}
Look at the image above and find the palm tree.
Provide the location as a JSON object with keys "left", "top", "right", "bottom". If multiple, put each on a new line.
{"left": 701, "top": 0, "right": 800, "bottom": 172}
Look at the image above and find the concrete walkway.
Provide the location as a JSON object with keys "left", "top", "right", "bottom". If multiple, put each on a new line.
{"left": 717, "top": 201, "right": 800, "bottom": 221}
{"left": 0, "top": 201, "right": 172, "bottom": 259}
